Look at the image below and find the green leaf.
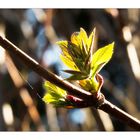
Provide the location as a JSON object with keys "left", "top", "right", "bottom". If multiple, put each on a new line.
{"left": 43, "top": 81, "right": 67, "bottom": 106}
{"left": 60, "top": 55, "right": 79, "bottom": 71}
{"left": 66, "top": 73, "right": 88, "bottom": 80}
{"left": 87, "top": 28, "right": 96, "bottom": 54}
{"left": 84, "top": 28, "right": 96, "bottom": 69}
{"left": 57, "top": 41, "right": 73, "bottom": 61}
{"left": 91, "top": 42, "right": 114, "bottom": 77}
{"left": 43, "top": 28, "right": 115, "bottom": 108}
{"left": 43, "top": 93, "right": 67, "bottom": 107}
{"left": 63, "top": 69, "right": 89, "bottom": 80}
{"left": 79, "top": 78, "right": 99, "bottom": 93}
{"left": 57, "top": 28, "right": 97, "bottom": 76}
{"left": 71, "top": 28, "right": 88, "bottom": 53}
{"left": 63, "top": 70, "right": 85, "bottom": 75}
{"left": 67, "top": 42, "right": 84, "bottom": 63}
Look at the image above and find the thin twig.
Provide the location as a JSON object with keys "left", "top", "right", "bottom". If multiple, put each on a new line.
{"left": 0, "top": 35, "right": 140, "bottom": 130}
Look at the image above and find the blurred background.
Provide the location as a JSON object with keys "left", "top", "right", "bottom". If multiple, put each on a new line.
{"left": 0, "top": 9, "right": 140, "bottom": 131}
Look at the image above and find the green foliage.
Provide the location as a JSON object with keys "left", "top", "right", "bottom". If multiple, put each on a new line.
{"left": 57, "top": 28, "right": 96, "bottom": 79}
{"left": 43, "top": 28, "right": 114, "bottom": 107}
{"left": 43, "top": 81, "right": 72, "bottom": 107}
{"left": 90, "top": 42, "right": 114, "bottom": 77}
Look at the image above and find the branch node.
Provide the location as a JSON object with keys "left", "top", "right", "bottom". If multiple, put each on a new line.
{"left": 95, "top": 94, "right": 105, "bottom": 109}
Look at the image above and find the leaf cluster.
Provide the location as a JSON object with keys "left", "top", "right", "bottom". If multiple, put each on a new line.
{"left": 43, "top": 28, "right": 114, "bottom": 108}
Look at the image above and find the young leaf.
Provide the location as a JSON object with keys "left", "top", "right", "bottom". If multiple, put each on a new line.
{"left": 71, "top": 28, "right": 88, "bottom": 53}
{"left": 87, "top": 29, "right": 95, "bottom": 52}
{"left": 66, "top": 73, "right": 88, "bottom": 80}
{"left": 43, "top": 81, "right": 68, "bottom": 107}
{"left": 43, "top": 27, "right": 115, "bottom": 107}
{"left": 90, "top": 42, "right": 114, "bottom": 77}
{"left": 57, "top": 41, "right": 73, "bottom": 62}
{"left": 84, "top": 28, "right": 96, "bottom": 69}
{"left": 63, "top": 70, "right": 86, "bottom": 75}
{"left": 63, "top": 70, "right": 89, "bottom": 80}
{"left": 60, "top": 55, "right": 79, "bottom": 71}
{"left": 79, "top": 77, "right": 99, "bottom": 93}
{"left": 43, "top": 81, "right": 79, "bottom": 107}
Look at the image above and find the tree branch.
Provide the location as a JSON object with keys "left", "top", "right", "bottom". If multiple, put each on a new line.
{"left": 99, "top": 100, "right": 140, "bottom": 130}
{"left": 0, "top": 35, "right": 140, "bottom": 130}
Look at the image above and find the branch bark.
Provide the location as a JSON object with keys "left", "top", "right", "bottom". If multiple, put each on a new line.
{"left": 99, "top": 100, "right": 140, "bottom": 130}
{"left": 0, "top": 35, "right": 140, "bottom": 130}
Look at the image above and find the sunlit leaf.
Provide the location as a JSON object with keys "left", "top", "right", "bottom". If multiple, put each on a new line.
{"left": 43, "top": 81, "right": 68, "bottom": 107}
{"left": 57, "top": 41, "right": 72, "bottom": 60}
{"left": 84, "top": 28, "right": 96, "bottom": 69}
{"left": 63, "top": 70, "right": 85, "bottom": 75}
{"left": 87, "top": 28, "right": 96, "bottom": 54}
{"left": 79, "top": 78, "right": 99, "bottom": 93}
{"left": 79, "top": 28, "right": 88, "bottom": 46}
{"left": 66, "top": 73, "right": 88, "bottom": 80}
{"left": 91, "top": 42, "right": 114, "bottom": 77}
{"left": 63, "top": 70, "right": 89, "bottom": 80}
{"left": 60, "top": 55, "right": 79, "bottom": 70}
{"left": 43, "top": 27, "right": 115, "bottom": 107}
{"left": 71, "top": 32, "right": 81, "bottom": 47}
{"left": 70, "top": 28, "right": 88, "bottom": 52}
{"left": 67, "top": 42, "right": 82, "bottom": 60}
